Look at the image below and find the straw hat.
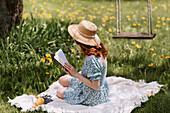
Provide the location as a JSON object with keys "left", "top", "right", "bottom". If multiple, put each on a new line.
{"left": 68, "top": 20, "right": 101, "bottom": 47}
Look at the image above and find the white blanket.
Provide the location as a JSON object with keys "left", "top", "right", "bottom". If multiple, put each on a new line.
{"left": 8, "top": 76, "right": 163, "bottom": 113}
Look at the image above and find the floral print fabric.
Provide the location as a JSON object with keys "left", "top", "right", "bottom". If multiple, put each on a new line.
{"left": 63, "top": 55, "right": 110, "bottom": 106}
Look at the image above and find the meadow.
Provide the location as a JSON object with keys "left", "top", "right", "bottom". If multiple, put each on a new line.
{"left": 0, "top": 0, "right": 170, "bottom": 112}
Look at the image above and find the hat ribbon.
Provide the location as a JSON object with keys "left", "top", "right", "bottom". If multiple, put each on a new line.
{"left": 77, "top": 27, "right": 102, "bottom": 48}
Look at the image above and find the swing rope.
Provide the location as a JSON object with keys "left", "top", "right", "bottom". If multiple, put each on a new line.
{"left": 115, "top": 0, "right": 153, "bottom": 35}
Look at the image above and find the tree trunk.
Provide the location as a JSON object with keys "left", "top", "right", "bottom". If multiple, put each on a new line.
{"left": 0, "top": 0, "right": 23, "bottom": 39}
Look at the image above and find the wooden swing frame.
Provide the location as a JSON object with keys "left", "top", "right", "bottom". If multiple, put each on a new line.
{"left": 112, "top": 0, "right": 156, "bottom": 39}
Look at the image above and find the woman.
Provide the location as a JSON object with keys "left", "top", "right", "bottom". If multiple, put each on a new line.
{"left": 57, "top": 20, "right": 110, "bottom": 106}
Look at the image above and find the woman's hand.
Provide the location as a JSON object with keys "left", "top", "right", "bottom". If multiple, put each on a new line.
{"left": 64, "top": 63, "right": 78, "bottom": 78}
{"left": 61, "top": 66, "right": 72, "bottom": 76}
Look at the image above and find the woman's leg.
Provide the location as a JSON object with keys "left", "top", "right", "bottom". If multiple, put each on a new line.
{"left": 59, "top": 75, "right": 72, "bottom": 87}
{"left": 57, "top": 87, "right": 67, "bottom": 99}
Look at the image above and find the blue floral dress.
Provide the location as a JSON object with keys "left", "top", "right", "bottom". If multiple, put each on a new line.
{"left": 63, "top": 55, "right": 110, "bottom": 106}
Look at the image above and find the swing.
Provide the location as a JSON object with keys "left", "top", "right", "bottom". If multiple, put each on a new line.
{"left": 112, "top": 0, "right": 156, "bottom": 39}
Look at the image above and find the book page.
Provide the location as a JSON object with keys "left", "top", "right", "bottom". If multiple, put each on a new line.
{"left": 54, "top": 49, "right": 69, "bottom": 66}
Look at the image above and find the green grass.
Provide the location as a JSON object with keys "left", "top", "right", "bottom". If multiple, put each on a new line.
{"left": 0, "top": 0, "right": 170, "bottom": 112}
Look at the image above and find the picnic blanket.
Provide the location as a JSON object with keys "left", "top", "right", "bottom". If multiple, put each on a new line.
{"left": 8, "top": 76, "right": 163, "bottom": 113}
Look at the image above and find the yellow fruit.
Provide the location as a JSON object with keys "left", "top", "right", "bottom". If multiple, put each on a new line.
{"left": 36, "top": 97, "right": 44, "bottom": 105}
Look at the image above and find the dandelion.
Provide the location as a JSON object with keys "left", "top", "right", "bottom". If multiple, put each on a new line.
{"left": 46, "top": 14, "right": 52, "bottom": 18}
{"left": 102, "top": 24, "right": 105, "bottom": 27}
{"left": 71, "top": 49, "right": 75, "bottom": 52}
{"left": 41, "top": 58, "right": 45, "bottom": 62}
{"left": 154, "top": 29, "right": 157, "bottom": 32}
{"left": 44, "top": 2, "right": 46, "bottom": 5}
{"left": 156, "top": 25, "right": 161, "bottom": 28}
{"left": 135, "top": 44, "right": 141, "bottom": 48}
{"left": 163, "top": 23, "right": 166, "bottom": 26}
{"left": 108, "top": 28, "right": 112, "bottom": 32}
{"left": 157, "top": 21, "right": 160, "bottom": 23}
{"left": 33, "top": 0, "right": 35, "bottom": 3}
{"left": 101, "top": 6, "right": 105, "bottom": 9}
{"left": 138, "top": 24, "right": 141, "bottom": 26}
{"left": 157, "top": 17, "right": 160, "bottom": 19}
{"left": 143, "top": 21, "right": 146, "bottom": 24}
{"left": 93, "top": 8, "right": 97, "bottom": 11}
{"left": 161, "top": 17, "right": 165, "bottom": 21}
{"left": 57, "top": 9, "right": 60, "bottom": 12}
{"left": 149, "top": 64, "right": 153, "bottom": 67}
{"left": 146, "top": 94, "right": 149, "bottom": 97}
{"left": 30, "top": 52, "right": 33, "bottom": 54}
{"left": 141, "top": 17, "right": 145, "bottom": 20}
{"left": 48, "top": 58, "right": 53, "bottom": 64}
{"left": 61, "top": 19, "right": 64, "bottom": 22}
{"left": 131, "top": 42, "right": 135, "bottom": 44}
{"left": 133, "top": 23, "right": 136, "bottom": 26}
{"left": 154, "top": 6, "right": 158, "bottom": 9}
{"left": 133, "top": 15, "right": 136, "bottom": 18}
{"left": 32, "top": 5, "right": 35, "bottom": 8}
{"left": 166, "top": 56, "right": 170, "bottom": 59}
{"left": 160, "top": 55, "right": 163, "bottom": 58}
{"left": 58, "top": 14, "right": 62, "bottom": 17}
{"left": 167, "top": 18, "right": 170, "bottom": 21}
{"left": 46, "top": 72, "right": 49, "bottom": 74}
{"left": 111, "top": 4, "right": 114, "bottom": 7}
{"left": 153, "top": 53, "right": 156, "bottom": 56}
{"left": 150, "top": 48, "right": 154, "bottom": 51}
{"left": 126, "top": 15, "right": 130, "bottom": 18}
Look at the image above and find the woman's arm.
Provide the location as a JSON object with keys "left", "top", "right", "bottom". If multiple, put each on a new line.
{"left": 63, "top": 63, "right": 100, "bottom": 90}
{"left": 76, "top": 73, "right": 100, "bottom": 91}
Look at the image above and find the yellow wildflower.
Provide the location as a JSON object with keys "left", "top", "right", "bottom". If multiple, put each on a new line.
{"left": 150, "top": 48, "right": 154, "bottom": 51}
{"left": 131, "top": 42, "right": 135, "bottom": 44}
{"left": 163, "top": 23, "right": 166, "bottom": 26}
{"left": 108, "top": 28, "right": 112, "bottom": 32}
{"left": 166, "top": 56, "right": 170, "bottom": 59}
{"left": 138, "top": 24, "right": 141, "bottom": 26}
{"left": 30, "top": 52, "right": 33, "bottom": 54}
{"left": 156, "top": 25, "right": 161, "bottom": 28}
{"left": 57, "top": 9, "right": 60, "bottom": 12}
{"left": 154, "top": 6, "right": 158, "bottom": 9}
{"left": 102, "top": 24, "right": 105, "bottom": 27}
{"left": 48, "top": 58, "right": 53, "bottom": 64}
{"left": 135, "top": 44, "right": 141, "bottom": 48}
{"left": 160, "top": 55, "right": 163, "bottom": 58}
{"left": 143, "top": 21, "right": 146, "bottom": 24}
{"left": 157, "top": 17, "right": 160, "bottom": 19}
{"left": 153, "top": 53, "right": 156, "bottom": 56}
{"left": 161, "top": 17, "right": 165, "bottom": 21}
{"left": 67, "top": 39, "right": 70, "bottom": 41}
{"left": 141, "top": 17, "right": 145, "bottom": 20}
{"left": 46, "top": 54, "right": 51, "bottom": 58}
{"left": 133, "top": 23, "right": 136, "bottom": 26}
{"left": 41, "top": 58, "right": 45, "bottom": 62}
{"left": 71, "top": 49, "right": 75, "bottom": 52}
{"left": 149, "top": 64, "right": 153, "bottom": 67}
{"left": 46, "top": 72, "right": 49, "bottom": 74}
{"left": 154, "top": 29, "right": 157, "bottom": 32}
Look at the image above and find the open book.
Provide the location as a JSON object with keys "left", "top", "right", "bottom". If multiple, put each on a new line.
{"left": 54, "top": 49, "right": 69, "bottom": 66}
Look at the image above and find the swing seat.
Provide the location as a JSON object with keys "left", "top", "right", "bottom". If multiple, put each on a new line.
{"left": 112, "top": 32, "right": 156, "bottom": 39}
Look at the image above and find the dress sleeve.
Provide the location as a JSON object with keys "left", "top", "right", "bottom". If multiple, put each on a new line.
{"left": 85, "top": 55, "right": 102, "bottom": 81}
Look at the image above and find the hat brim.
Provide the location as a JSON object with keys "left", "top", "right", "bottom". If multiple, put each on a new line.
{"left": 68, "top": 25, "right": 98, "bottom": 46}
